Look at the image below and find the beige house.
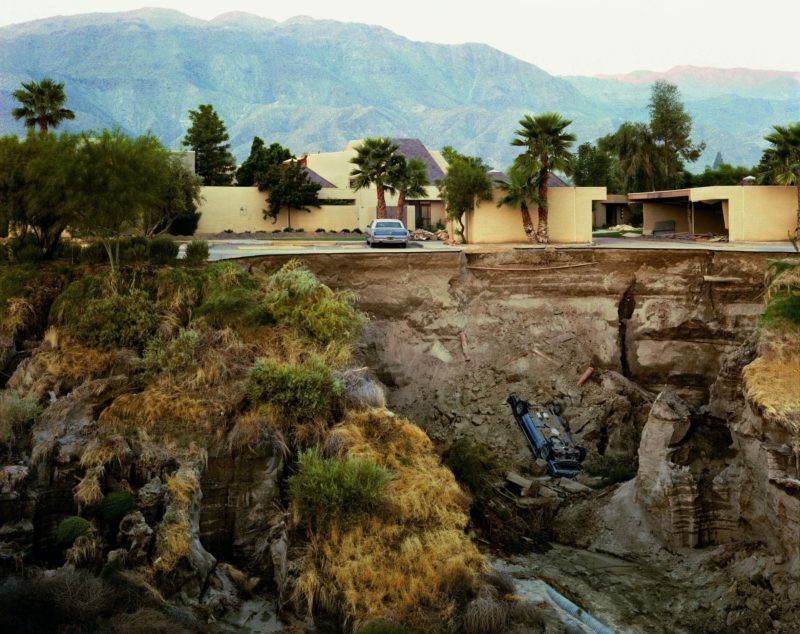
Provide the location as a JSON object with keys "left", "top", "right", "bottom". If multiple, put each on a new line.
{"left": 592, "top": 194, "right": 632, "bottom": 228}
{"left": 629, "top": 186, "right": 797, "bottom": 242}
{"left": 195, "top": 139, "right": 448, "bottom": 234}
{"left": 195, "top": 138, "right": 604, "bottom": 243}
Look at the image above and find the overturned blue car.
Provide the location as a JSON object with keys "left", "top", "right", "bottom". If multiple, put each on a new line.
{"left": 507, "top": 393, "right": 586, "bottom": 478}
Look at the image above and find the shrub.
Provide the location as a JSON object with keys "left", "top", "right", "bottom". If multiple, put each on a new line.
{"left": 0, "top": 265, "right": 36, "bottom": 326}
{"left": 184, "top": 239, "right": 209, "bottom": 265}
{"left": 0, "top": 391, "right": 42, "bottom": 450}
{"left": 168, "top": 209, "right": 201, "bottom": 237}
{"left": 760, "top": 293, "right": 800, "bottom": 332}
{"left": 120, "top": 236, "right": 149, "bottom": 264}
{"left": 56, "top": 516, "right": 91, "bottom": 547}
{"left": 443, "top": 438, "right": 500, "bottom": 503}
{"left": 584, "top": 454, "right": 637, "bottom": 487}
{"left": 352, "top": 227, "right": 363, "bottom": 234}
{"left": 193, "top": 262, "right": 259, "bottom": 327}
{"left": 315, "top": 228, "right": 326, "bottom": 233}
{"left": 340, "top": 228, "right": 351, "bottom": 233}
{"left": 294, "top": 227, "right": 305, "bottom": 232}
{"left": 100, "top": 491, "right": 135, "bottom": 524}
{"left": 49, "top": 275, "right": 103, "bottom": 325}
{"left": 358, "top": 621, "right": 418, "bottom": 634}
{"left": 248, "top": 356, "right": 341, "bottom": 425}
{"left": 283, "top": 226, "right": 294, "bottom": 232}
{"left": 80, "top": 241, "right": 109, "bottom": 264}
{"left": 147, "top": 236, "right": 179, "bottom": 265}
{"left": 73, "top": 290, "right": 158, "bottom": 352}
{"left": 289, "top": 448, "right": 390, "bottom": 531}
{"left": 253, "top": 260, "right": 365, "bottom": 345}
{"left": 462, "top": 596, "right": 508, "bottom": 634}
{"left": 142, "top": 329, "right": 199, "bottom": 375}
{"left": 5, "top": 234, "right": 43, "bottom": 263}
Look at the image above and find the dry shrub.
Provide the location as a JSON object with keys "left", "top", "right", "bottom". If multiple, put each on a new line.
{"left": 743, "top": 356, "right": 800, "bottom": 431}
{"left": 65, "top": 533, "right": 102, "bottom": 568}
{"left": 152, "top": 517, "right": 190, "bottom": 574}
{"left": 462, "top": 596, "right": 508, "bottom": 634}
{"left": 331, "top": 410, "right": 472, "bottom": 528}
{"left": 37, "top": 330, "right": 117, "bottom": 381}
{"left": 506, "top": 600, "right": 545, "bottom": 629}
{"left": 481, "top": 569, "right": 516, "bottom": 597}
{"left": 110, "top": 607, "right": 192, "bottom": 634}
{"left": 295, "top": 411, "right": 483, "bottom": 632}
{"left": 75, "top": 466, "right": 105, "bottom": 507}
{"left": 338, "top": 368, "right": 386, "bottom": 410}
{"left": 0, "top": 390, "right": 42, "bottom": 450}
{"left": 165, "top": 467, "right": 199, "bottom": 507}
{"left": 81, "top": 436, "right": 128, "bottom": 468}
{"left": 227, "top": 410, "right": 289, "bottom": 457}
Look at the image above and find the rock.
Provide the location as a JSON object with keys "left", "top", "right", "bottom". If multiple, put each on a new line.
{"left": 506, "top": 471, "right": 534, "bottom": 490}
{"left": 118, "top": 511, "right": 153, "bottom": 566}
{"left": 530, "top": 459, "right": 549, "bottom": 477}
{"left": 559, "top": 479, "right": 592, "bottom": 494}
{"left": 538, "top": 486, "right": 561, "bottom": 500}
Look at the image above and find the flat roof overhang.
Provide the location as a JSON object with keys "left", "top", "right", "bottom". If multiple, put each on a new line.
{"left": 628, "top": 189, "right": 691, "bottom": 203}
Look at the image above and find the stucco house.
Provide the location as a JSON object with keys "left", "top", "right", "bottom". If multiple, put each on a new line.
{"left": 195, "top": 138, "right": 605, "bottom": 243}
{"left": 628, "top": 185, "right": 797, "bottom": 242}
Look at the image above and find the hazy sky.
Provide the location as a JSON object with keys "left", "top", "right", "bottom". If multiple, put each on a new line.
{"left": 2, "top": 0, "right": 798, "bottom": 76}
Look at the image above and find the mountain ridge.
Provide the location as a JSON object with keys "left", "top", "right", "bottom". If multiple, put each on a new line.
{"left": 0, "top": 9, "right": 797, "bottom": 170}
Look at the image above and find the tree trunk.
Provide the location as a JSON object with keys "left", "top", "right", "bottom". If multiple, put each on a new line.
{"left": 376, "top": 183, "right": 387, "bottom": 219}
{"left": 397, "top": 192, "right": 406, "bottom": 224}
{"left": 38, "top": 118, "right": 47, "bottom": 136}
{"left": 795, "top": 182, "right": 800, "bottom": 242}
{"left": 536, "top": 169, "right": 549, "bottom": 244}
{"left": 457, "top": 214, "right": 466, "bottom": 244}
{"left": 520, "top": 201, "right": 535, "bottom": 242}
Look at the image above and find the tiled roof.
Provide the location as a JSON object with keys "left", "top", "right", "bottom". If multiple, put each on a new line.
{"left": 302, "top": 165, "right": 336, "bottom": 188}
{"left": 391, "top": 138, "right": 446, "bottom": 183}
{"left": 487, "top": 170, "right": 569, "bottom": 187}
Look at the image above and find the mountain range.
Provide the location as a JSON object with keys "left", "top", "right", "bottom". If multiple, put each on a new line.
{"left": 0, "top": 8, "right": 797, "bottom": 171}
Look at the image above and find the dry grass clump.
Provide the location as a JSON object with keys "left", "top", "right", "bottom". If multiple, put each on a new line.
{"left": 462, "top": 595, "right": 508, "bottom": 634}
{"left": 165, "top": 467, "right": 199, "bottom": 507}
{"left": 0, "top": 390, "right": 42, "bottom": 451}
{"left": 743, "top": 356, "right": 800, "bottom": 431}
{"left": 75, "top": 466, "right": 105, "bottom": 507}
{"left": 227, "top": 410, "right": 289, "bottom": 457}
{"left": 36, "top": 329, "right": 117, "bottom": 381}
{"left": 329, "top": 410, "right": 471, "bottom": 528}
{"left": 295, "top": 411, "right": 483, "bottom": 632}
{"left": 152, "top": 517, "right": 191, "bottom": 574}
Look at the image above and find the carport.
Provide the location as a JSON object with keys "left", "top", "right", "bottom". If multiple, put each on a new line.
{"left": 629, "top": 189, "right": 728, "bottom": 236}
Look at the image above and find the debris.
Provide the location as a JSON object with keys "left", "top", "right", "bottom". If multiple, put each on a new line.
{"left": 506, "top": 471, "right": 534, "bottom": 490}
{"left": 577, "top": 367, "right": 594, "bottom": 386}
{"left": 459, "top": 331, "right": 471, "bottom": 361}
{"left": 410, "top": 229, "right": 437, "bottom": 241}
{"left": 703, "top": 276, "right": 744, "bottom": 283}
{"left": 559, "top": 479, "right": 592, "bottom": 494}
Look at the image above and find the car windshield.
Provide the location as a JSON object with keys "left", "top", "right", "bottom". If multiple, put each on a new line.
{"left": 376, "top": 221, "right": 403, "bottom": 228}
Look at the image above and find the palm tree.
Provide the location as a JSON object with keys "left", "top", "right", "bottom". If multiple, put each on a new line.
{"left": 496, "top": 160, "right": 537, "bottom": 242}
{"left": 12, "top": 78, "right": 75, "bottom": 136}
{"left": 600, "top": 122, "right": 660, "bottom": 193}
{"left": 349, "top": 137, "right": 399, "bottom": 218}
{"left": 392, "top": 157, "right": 430, "bottom": 224}
{"left": 511, "top": 113, "right": 576, "bottom": 243}
{"left": 760, "top": 122, "right": 800, "bottom": 240}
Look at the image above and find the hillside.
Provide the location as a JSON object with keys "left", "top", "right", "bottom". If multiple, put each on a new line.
{"left": 0, "top": 8, "right": 797, "bottom": 169}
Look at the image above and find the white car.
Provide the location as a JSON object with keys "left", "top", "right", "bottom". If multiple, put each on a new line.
{"left": 365, "top": 219, "right": 410, "bottom": 248}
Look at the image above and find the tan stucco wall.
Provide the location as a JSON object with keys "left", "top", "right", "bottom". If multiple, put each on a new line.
{"left": 463, "top": 187, "right": 604, "bottom": 243}
{"left": 640, "top": 186, "right": 796, "bottom": 241}
{"left": 706, "top": 186, "right": 796, "bottom": 242}
{"left": 642, "top": 202, "right": 690, "bottom": 234}
{"left": 196, "top": 187, "right": 360, "bottom": 233}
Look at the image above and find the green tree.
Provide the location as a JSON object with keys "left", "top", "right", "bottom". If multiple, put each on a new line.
{"left": 349, "top": 137, "right": 400, "bottom": 219}
{"left": 140, "top": 155, "right": 203, "bottom": 237}
{"left": 496, "top": 160, "right": 537, "bottom": 242}
{"left": 759, "top": 122, "right": 800, "bottom": 240}
{"left": 437, "top": 158, "right": 492, "bottom": 243}
{"left": 687, "top": 163, "right": 755, "bottom": 187}
{"left": 182, "top": 104, "right": 236, "bottom": 186}
{"left": 73, "top": 129, "right": 170, "bottom": 277}
{"left": 392, "top": 157, "right": 430, "bottom": 224}
{"left": 441, "top": 145, "right": 491, "bottom": 171}
{"left": 261, "top": 162, "right": 322, "bottom": 230}
{"left": 511, "top": 112, "right": 576, "bottom": 243}
{"left": 235, "top": 137, "right": 294, "bottom": 186}
{"left": 12, "top": 78, "right": 75, "bottom": 136}
{"left": 0, "top": 136, "right": 29, "bottom": 238}
{"left": 600, "top": 122, "right": 660, "bottom": 193}
{"left": 648, "top": 81, "right": 705, "bottom": 188}
{"left": 573, "top": 141, "right": 620, "bottom": 191}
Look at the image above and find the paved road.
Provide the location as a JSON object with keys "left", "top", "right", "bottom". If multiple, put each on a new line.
{"left": 190, "top": 238, "right": 798, "bottom": 261}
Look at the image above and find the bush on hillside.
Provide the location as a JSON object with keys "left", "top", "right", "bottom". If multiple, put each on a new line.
{"left": 142, "top": 329, "right": 200, "bottom": 376}
{"left": 760, "top": 293, "right": 800, "bottom": 332}
{"left": 254, "top": 260, "right": 365, "bottom": 344}
{"left": 73, "top": 290, "right": 158, "bottom": 352}
{"left": 49, "top": 275, "right": 103, "bottom": 325}
{"left": 5, "top": 234, "right": 43, "bottom": 264}
{"left": 248, "top": 356, "right": 341, "bottom": 425}
{"left": 0, "top": 391, "right": 42, "bottom": 451}
{"left": 289, "top": 448, "right": 390, "bottom": 531}
{"left": 147, "top": 236, "right": 179, "bottom": 265}
{"left": 184, "top": 240, "right": 208, "bottom": 265}
{"left": 99, "top": 491, "right": 135, "bottom": 524}
{"left": 193, "top": 262, "right": 259, "bottom": 327}
{"left": 56, "top": 516, "right": 91, "bottom": 547}
{"left": 442, "top": 438, "right": 501, "bottom": 503}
